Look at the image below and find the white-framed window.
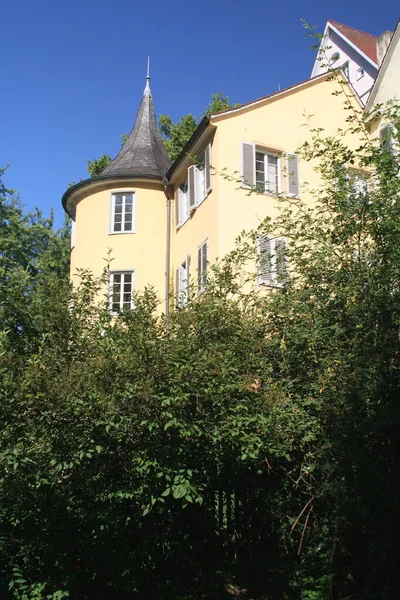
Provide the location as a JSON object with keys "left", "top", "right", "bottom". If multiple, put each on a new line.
{"left": 175, "top": 180, "right": 189, "bottom": 228}
{"left": 187, "top": 144, "right": 212, "bottom": 211}
{"left": 258, "top": 235, "right": 287, "bottom": 286}
{"left": 256, "top": 151, "right": 281, "bottom": 193}
{"left": 71, "top": 218, "right": 76, "bottom": 249}
{"left": 198, "top": 240, "right": 208, "bottom": 293}
{"left": 110, "top": 192, "right": 135, "bottom": 234}
{"left": 342, "top": 61, "right": 349, "bottom": 81}
{"left": 348, "top": 169, "right": 370, "bottom": 194}
{"left": 241, "top": 142, "right": 300, "bottom": 197}
{"left": 176, "top": 257, "right": 189, "bottom": 307}
{"left": 356, "top": 65, "right": 365, "bottom": 80}
{"left": 109, "top": 271, "right": 135, "bottom": 313}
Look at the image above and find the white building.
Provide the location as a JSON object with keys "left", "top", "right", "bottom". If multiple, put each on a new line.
{"left": 311, "top": 20, "right": 391, "bottom": 106}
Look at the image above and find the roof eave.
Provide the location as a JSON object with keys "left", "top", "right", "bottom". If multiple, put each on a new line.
{"left": 166, "top": 116, "right": 211, "bottom": 179}
{"left": 62, "top": 172, "right": 164, "bottom": 217}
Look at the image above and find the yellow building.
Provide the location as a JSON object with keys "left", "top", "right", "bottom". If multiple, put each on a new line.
{"left": 62, "top": 70, "right": 366, "bottom": 316}
{"left": 62, "top": 73, "right": 171, "bottom": 313}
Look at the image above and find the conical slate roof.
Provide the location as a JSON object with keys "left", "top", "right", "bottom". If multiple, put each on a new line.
{"left": 101, "top": 76, "right": 171, "bottom": 179}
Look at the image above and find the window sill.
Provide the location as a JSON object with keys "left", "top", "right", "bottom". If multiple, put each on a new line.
{"left": 109, "top": 230, "right": 135, "bottom": 235}
{"left": 175, "top": 216, "right": 190, "bottom": 231}
{"left": 240, "top": 184, "right": 283, "bottom": 196}
{"left": 258, "top": 280, "right": 283, "bottom": 288}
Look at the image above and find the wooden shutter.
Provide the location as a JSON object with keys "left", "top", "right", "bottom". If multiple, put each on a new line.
{"left": 259, "top": 235, "right": 272, "bottom": 284}
{"left": 188, "top": 165, "right": 197, "bottom": 209}
{"left": 286, "top": 154, "right": 299, "bottom": 196}
{"left": 198, "top": 246, "right": 202, "bottom": 290}
{"left": 175, "top": 188, "right": 180, "bottom": 227}
{"left": 380, "top": 124, "right": 392, "bottom": 153}
{"left": 205, "top": 144, "right": 212, "bottom": 194}
{"left": 241, "top": 142, "right": 255, "bottom": 186}
{"left": 175, "top": 268, "right": 180, "bottom": 306}
{"left": 275, "top": 238, "right": 287, "bottom": 278}
{"left": 202, "top": 241, "right": 208, "bottom": 287}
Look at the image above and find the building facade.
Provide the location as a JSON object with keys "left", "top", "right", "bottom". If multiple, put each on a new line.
{"left": 63, "top": 67, "right": 368, "bottom": 316}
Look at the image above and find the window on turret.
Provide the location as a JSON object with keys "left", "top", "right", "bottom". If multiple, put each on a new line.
{"left": 111, "top": 192, "right": 135, "bottom": 233}
{"left": 109, "top": 271, "right": 135, "bottom": 313}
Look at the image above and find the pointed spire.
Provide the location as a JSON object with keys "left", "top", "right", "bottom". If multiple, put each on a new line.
{"left": 101, "top": 63, "right": 171, "bottom": 180}
{"left": 145, "top": 56, "right": 150, "bottom": 92}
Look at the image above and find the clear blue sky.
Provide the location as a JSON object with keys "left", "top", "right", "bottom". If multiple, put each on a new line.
{"left": 1, "top": 0, "right": 398, "bottom": 227}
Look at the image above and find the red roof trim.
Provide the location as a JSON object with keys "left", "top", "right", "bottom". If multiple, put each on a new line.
{"left": 328, "top": 20, "right": 378, "bottom": 63}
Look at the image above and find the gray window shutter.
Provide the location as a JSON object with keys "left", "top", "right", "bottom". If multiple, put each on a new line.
{"left": 175, "top": 188, "right": 180, "bottom": 227}
{"left": 186, "top": 254, "right": 191, "bottom": 282}
{"left": 259, "top": 235, "right": 272, "bottom": 284}
{"left": 175, "top": 268, "right": 180, "bottom": 306}
{"left": 380, "top": 124, "right": 392, "bottom": 153}
{"left": 202, "top": 241, "right": 208, "bottom": 287}
{"left": 275, "top": 238, "right": 287, "bottom": 278}
{"left": 198, "top": 246, "right": 202, "bottom": 290}
{"left": 287, "top": 154, "right": 299, "bottom": 196}
{"left": 188, "top": 165, "right": 197, "bottom": 208}
{"left": 241, "top": 142, "right": 255, "bottom": 186}
{"left": 205, "top": 144, "right": 212, "bottom": 194}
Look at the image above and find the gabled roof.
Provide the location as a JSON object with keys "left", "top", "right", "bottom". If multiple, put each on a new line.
{"left": 365, "top": 18, "right": 400, "bottom": 113}
{"left": 328, "top": 20, "right": 378, "bottom": 63}
{"left": 101, "top": 76, "right": 171, "bottom": 179}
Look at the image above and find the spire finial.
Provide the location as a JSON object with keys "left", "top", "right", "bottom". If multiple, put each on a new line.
{"left": 145, "top": 56, "right": 150, "bottom": 92}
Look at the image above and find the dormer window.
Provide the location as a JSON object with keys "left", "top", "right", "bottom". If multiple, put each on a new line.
{"left": 110, "top": 192, "right": 135, "bottom": 234}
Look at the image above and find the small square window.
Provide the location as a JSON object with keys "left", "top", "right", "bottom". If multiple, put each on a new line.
{"left": 357, "top": 66, "right": 365, "bottom": 80}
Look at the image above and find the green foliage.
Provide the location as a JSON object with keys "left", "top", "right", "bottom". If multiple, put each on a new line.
{"left": 0, "top": 166, "right": 71, "bottom": 352}
{"left": 2, "top": 100, "right": 400, "bottom": 598}
{"left": 158, "top": 113, "right": 198, "bottom": 162}
{"left": 86, "top": 154, "right": 111, "bottom": 178}
{"left": 205, "top": 92, "right": 240, "bottom": 115}
{"left": 159, "top": 93, "right": 237, "bottom": 161}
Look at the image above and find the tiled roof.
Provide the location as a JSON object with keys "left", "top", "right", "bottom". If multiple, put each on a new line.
{"left": 102, "top": 78, "right": 171, "bottom": 179}
{"left": 328, "top": 20, "right": 378, "bottom": 63}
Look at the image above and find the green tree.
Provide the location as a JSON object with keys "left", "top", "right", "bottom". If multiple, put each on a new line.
{"left": 159, "top": 93, "right": 238, "bottom": 161}
{"left": 0, "top": 166, "right": 71, "bottom": 352}
{"left": 87, "top": 154, "right": 111, "bottom": 178}
{"left": 2, "top": 100, "right": 400, "bottom": 599}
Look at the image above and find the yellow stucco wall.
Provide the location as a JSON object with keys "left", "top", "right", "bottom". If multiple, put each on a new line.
{"left": 70, "top": 181, "right": 166, "bottom": 305}
{"left": 170, "top": 76, "right": 365, "bottom": 292}
{"left": 69, "top": 76, "right": 367, "bottom": 310}
{"left": 365, "top": 29, "right": 400, "bottom": 143}
{"left": 212, "top": 77, "right": 364, "bottom": 259}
